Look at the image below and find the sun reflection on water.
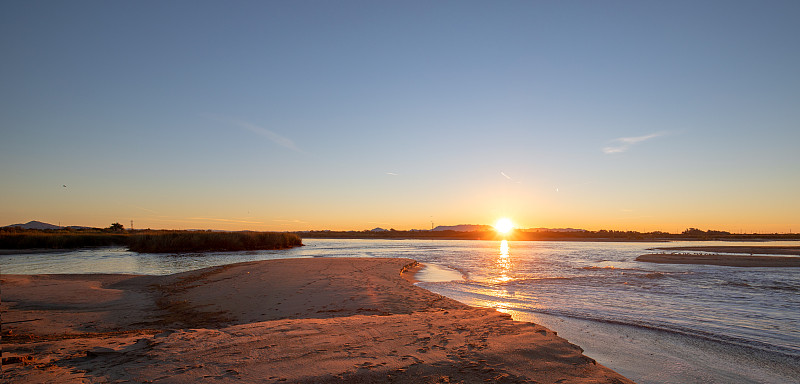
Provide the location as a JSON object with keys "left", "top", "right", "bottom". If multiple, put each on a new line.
{"left": 480, "top": 240, "right": 516, "bottom": 310}
{"left": 500, "top": 239, "right": 509, "bottom": 257}
{"left": 495, "top": 239, "right": 512, "bottom": 283}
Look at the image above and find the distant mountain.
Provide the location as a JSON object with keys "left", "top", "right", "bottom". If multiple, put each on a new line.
{"left": 432, "top": 224, "right": 493, "bottom": 232}
{"left": 3, "top": 220, "right": 63, "bottom": 230}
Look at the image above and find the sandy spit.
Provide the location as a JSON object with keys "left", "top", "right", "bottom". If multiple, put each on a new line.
{"left": 652, "top": 245, "right": 800, "bottom": 255}
{"left": 1, "top": 257, "right": 632, "bottom": 383}
{"left": 636, "top": 253, "right": 800, "bottom": 267}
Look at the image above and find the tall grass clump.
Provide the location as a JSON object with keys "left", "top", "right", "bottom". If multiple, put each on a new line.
{"left": 0, "top": 233, "right": 128, "bottom": 249}
{"left": 127, "top": 231, "right": 302, "bottom": 253}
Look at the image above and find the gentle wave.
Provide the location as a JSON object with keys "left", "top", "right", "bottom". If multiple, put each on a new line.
{"left": 430, "top": 281, "right": 800, "bottom": 360}
{"left": 512, "top": 306, "right": 800, "bottom": 360}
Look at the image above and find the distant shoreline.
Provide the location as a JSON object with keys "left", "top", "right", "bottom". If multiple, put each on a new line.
{"left": 3, "top": 237, "right": 799, "bottom": 255}
{"left": 298, "top": 230, "right": 800, "bottom": 242}
{"left": 3, "top": 228, "right": 799, "bottom": 253}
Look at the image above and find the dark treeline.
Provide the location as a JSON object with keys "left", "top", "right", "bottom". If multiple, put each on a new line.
{"left": 299, "top": 228, "right": 800, "bottom": 241}
{"left": 0, "top": 228, "right": 302, "bottom": 252}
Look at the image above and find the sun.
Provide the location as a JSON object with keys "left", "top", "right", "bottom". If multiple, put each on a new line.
{"left": 494, "top": 218, "right": 514, "bottom": 234}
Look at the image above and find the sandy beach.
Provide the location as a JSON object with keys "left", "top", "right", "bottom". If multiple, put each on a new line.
{"left": 1, "top": 257, "right": 631, "bottom": 383}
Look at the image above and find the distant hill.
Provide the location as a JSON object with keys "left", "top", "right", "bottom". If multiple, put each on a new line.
{"left": 3, "top": 220, "right": 63, "bottom": 230}
{"left": 432, "top": 224, "right": 493, "bottom": 232}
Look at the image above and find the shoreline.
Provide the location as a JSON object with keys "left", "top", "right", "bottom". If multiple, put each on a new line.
{"left": 1, "top": 257, "right": 632, "bottom": 383}
{"left": 3, "top": 240, "right": 798, "bottom": 256}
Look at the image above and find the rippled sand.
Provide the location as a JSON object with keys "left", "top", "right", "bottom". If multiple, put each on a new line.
{"left": 1, "top": 258, "right": 631, "bottom": 383}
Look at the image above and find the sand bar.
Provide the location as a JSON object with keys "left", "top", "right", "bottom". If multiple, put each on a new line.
{"left": 652, "top": 245, "right": 800, "bottom": 255}
{"left": 636, "top": 253, "right": 800, "bottom": 267}
{"left": 1, "top": 257, "right": 631, "bottom": 383}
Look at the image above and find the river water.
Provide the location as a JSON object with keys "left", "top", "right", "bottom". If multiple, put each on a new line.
{"left": 2, "top": 239, "right": 798, "bottom": 383}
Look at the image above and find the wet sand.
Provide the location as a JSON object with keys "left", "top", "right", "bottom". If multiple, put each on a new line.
{"left": 1, "top": 258, "right": 631, "bottom": 383}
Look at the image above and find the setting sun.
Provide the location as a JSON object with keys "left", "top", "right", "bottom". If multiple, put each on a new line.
{"left": 494, "top": 218, "right": 514, "bottom": 234}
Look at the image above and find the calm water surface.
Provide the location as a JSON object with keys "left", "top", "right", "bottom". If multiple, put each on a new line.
{"left": 2, "top": 239, "right": 799, "bottom": 383}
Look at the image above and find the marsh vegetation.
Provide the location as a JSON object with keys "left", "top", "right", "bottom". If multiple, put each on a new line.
{"left": 0, "top": 228, "right": 302, "bottom": 253}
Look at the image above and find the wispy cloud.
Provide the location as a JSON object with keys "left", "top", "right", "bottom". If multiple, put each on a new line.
{"left": 603, "top": 132, "right": 666, "bottom": 154}
{"left": 205, "top": 115, "right": 302, "bottom": 152}
{"left": 500, "top": 171, "right": 522, "bottom": 184}
{"left": 236, "top": 121, "right": 301, "bottom": 152}
{"left": 386, "top": 172, "right": 399, "bottom": 176}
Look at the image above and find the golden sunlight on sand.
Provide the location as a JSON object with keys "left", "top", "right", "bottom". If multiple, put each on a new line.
{"left": 1, "top": 258, "right": 632, "bottom": 383}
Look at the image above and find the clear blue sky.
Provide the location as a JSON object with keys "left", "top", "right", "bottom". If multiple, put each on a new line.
{"left": 2, "top": 0, "right": 799, "bottom": 232}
